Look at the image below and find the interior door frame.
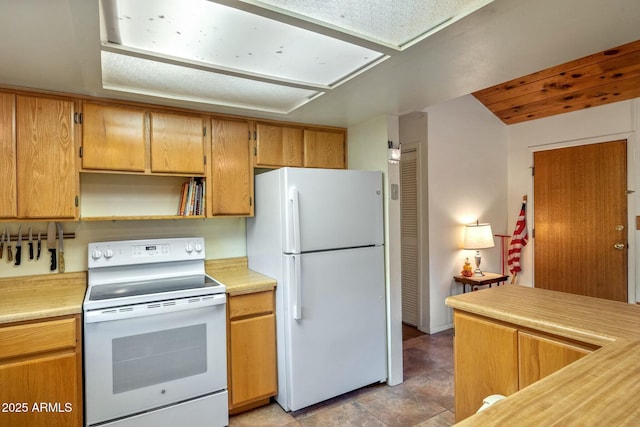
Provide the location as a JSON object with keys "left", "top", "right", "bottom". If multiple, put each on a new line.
{"left": 529, "top": 132, "right": 636, "bottom": 303}
{"left": 400, "top": 142, "right": 424, "bottom": 329}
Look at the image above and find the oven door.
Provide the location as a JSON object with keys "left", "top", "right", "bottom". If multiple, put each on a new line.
{"left": 84, "top": 293, "right": 227, "bottom": 426}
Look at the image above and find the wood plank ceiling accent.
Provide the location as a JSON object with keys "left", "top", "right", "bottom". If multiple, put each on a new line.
{"left": 473, "top": 39, "right": 640, "bottom": 125}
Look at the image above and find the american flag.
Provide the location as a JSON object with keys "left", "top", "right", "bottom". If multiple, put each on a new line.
{"left": 507, "top": 202, "right": 528, "bottom": 275}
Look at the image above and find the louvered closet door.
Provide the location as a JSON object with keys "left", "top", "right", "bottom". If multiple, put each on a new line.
{"left": 401, "top": 145, "right": 419, "bottom": 326}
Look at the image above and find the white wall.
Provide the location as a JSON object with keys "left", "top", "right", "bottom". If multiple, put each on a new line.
{"left": 347, "top": 115, "right": 403, "bottom": 386}
{"left": 507, "top": 99, "right": 639, "bottom": 301}
{"left": 423, "top": 95, "right": 508, "bottom": 333}
{"left": 0, "top": 218, "right": 246, "bottom": 278}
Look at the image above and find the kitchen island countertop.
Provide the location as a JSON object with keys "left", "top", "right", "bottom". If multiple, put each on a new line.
{"left": 0, "top": 272, "right": 87, "bottom": 324}
{"left": 446, "top": 285, "right": 640, "bottom": 426}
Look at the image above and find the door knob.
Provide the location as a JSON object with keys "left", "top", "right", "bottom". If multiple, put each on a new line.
{"left": 614, "top": 243, "right": 625, "bottom": 250}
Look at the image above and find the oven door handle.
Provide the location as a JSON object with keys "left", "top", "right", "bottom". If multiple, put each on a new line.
{"left": 84, "top": 293, "right": 226, "bottom": 323}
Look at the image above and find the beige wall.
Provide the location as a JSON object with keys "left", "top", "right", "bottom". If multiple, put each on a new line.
{"left": 0, "top": 218, "right": 246, "bottom": 278}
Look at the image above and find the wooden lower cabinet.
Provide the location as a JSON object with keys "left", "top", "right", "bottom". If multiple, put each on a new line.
{"left": 227, "top": 290, "right": 277, "bottom": 414}
{"left": 454, "top": 311, "right": 518, "bottom": 421}
{"left": 518, "top": 331, "right": 592, "bottom": 389}
{"left": 453, "top": 310, "right": 596, "bottom": 422}
{"left": 0, "top": 315, "right": 83, "bottom": 427}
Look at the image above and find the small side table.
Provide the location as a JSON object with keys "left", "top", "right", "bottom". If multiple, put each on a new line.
{"left": 454, "top": 272, "right": 509, "bottom": 293}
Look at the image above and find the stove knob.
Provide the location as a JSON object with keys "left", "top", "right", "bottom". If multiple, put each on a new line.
{"left": 104, "top": 249, "right": 114, "bottom": 259}
{"left": 91, "top": 249, "right": 102, "bottom": 260}
{"left": 194, "top": 242, "right": 203, "bottom": 253}
{"left": 185, "top": 244, "right": 194, "bottom": 254}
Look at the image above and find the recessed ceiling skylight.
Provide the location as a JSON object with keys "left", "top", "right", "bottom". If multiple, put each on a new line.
{"left": 99, "top": 0, "right": 493, "bottom": 114}
{"left": 236, "top": 0, "right": 494, "bottom": 49}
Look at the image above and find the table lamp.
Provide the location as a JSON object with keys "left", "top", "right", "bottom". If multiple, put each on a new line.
{"left": 463, "top": 221, "right": 495, "bottom": 276}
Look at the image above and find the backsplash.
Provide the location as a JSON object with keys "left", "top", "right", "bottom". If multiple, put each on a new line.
{"left": 0, "top": 218, "right": 246, "bottom": 279}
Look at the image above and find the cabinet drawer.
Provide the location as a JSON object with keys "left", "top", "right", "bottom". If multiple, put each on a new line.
{"left": 0, "top": 317, "right": 77, "bottom": 360}
{"left": 228, "top": 291, "right": 274, "bottom": 320}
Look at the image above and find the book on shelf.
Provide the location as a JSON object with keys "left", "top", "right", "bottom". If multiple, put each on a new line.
{"left": 178, "top": 178, "right": 205, "bottom": 216}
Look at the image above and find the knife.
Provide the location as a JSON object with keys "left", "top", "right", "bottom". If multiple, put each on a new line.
{"left": 47, "top": 221, "right": 56, "bottom": 271}
{"left": 57, "top": 223, "right": 65, "bottom": 273}
{"left": 28, "top": 227, "right": 33, "bottom": 260}
{"left": 36, "top": 231, "right": 42, "bottom": 260}
{"left": 14, "top": 225, "right": 22, "bottom": 266}
{"left": 6, "top": 228, "right": 12, "bottom": 263}
{"left": 0, "top": 229, "right": 4, "bottom": 260}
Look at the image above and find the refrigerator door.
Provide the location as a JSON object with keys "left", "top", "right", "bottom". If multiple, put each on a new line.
{"left": 281, "top": 245, "right": 387, "bottom": 411}
{"left": 282, "top": 168, "right": 383, "bottom": 254}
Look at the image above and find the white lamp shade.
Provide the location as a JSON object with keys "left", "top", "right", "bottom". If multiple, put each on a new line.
{"left": 463, "top": 223, "right": 495, "bottom": 249}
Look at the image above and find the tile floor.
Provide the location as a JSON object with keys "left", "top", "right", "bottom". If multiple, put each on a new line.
{"left": 229, "top": 328, "right": 455, "bottom": 427}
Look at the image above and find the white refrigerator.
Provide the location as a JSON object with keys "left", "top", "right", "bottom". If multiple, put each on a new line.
{"left": 246, "top": 167, "right": 387, "bottom": 412}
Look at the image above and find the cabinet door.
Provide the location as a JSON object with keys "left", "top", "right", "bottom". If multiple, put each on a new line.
{"left": 229, "top": 313, "right": 277, "bottom": 408}
{"left": 210, "top": 119, "right": 253, "bottom": 216}
{"left": 16, "top": 95, "right": 77, "bottom": 218}
{"left": 303, "top": 129, "right": 346, "bottom": 169}
{"left": 454, "top": 311, "right": 519, "bottom": 422}
{"left": 255, "top": 123, "right": 303, "bottom": 167}
{"left": 0, "top": 92, "right": 16, "bottom": 218}
{"left": 518, "top": 331, "right": 593, "bottom": 389}
{"left": 150, "top": 112, "right": 205, "bottom": 174}
{"left": 82, "top": 102, "right": 146, "bottom": 172}
{"left": 0, "top": 352, "right": 82, "bottom": 427}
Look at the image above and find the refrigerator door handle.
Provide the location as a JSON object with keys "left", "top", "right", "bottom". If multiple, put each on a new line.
{"left": 292, "top": 255, "right": 302, "bottom": 320}
{"left": 288, "top": 186, "right": 301, "bottom": 254}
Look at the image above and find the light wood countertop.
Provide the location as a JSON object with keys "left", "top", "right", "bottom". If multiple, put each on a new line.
{"left": 0, "top": 272, "right": 87, "bottom": 325}
{"left": 1, "top": 258, "right": 273, "bottom": 326}
{"left": 446, "top": 285, "right": 640, "bottom": 426}
{"left": 206, "top": 257, "right": 276, "bottom": 296}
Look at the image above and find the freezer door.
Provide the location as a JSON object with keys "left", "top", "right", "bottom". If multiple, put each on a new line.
{"left": 282, "top": 246, "right": 387, "bottom": 411}
{"left": 282, "top": 168, "right": 383, "bottom": 253}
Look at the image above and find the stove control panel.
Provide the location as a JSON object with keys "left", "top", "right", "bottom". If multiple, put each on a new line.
{"left": 88, "top": 237, "right": 206, "bottom": 268}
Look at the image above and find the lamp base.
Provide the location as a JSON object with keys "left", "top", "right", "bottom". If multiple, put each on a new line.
{"left": 474, "top": 251, "right": 485, "bottom": 276}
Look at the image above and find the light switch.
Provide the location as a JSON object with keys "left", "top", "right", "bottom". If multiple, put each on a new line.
{"left": 391, "top": 184, "right": 399, "bottom": 200}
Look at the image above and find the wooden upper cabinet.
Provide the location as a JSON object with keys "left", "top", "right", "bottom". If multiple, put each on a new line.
{"left": 0, "top": 92, "right": 16, "bottom": 218}
{"left": 16, "top": 95, "right": 77, "bottom": 219}
{"left": 254, "top": 123, "right": 303, "bottom": 168}
{"left": 82, "top": 102, "right": 146, "bottom": 172}
{"left": 210, "top": 119, "right": 253, "bottom": 216}
{"left": 303, "top": 129, "right": 346, "bottom": 169}
{"left": 150, "top": 112, "right": 205, "bottom": 174}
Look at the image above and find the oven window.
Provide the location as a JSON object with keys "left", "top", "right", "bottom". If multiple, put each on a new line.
{"left": 112, "top": 324, "right": 207, "bottom": 394}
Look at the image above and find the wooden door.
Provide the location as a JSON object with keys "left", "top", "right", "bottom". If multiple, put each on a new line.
{"left": 454, "top": 311, "right": 518, "bottom": 422}
{"left": 16, "top": 95, "right": 77, "bottom": 219}
{"left": 254, "top": 123, "right": 303, "bottom": 167}
{"left": 150, "top": 112, "right": 205, "bottom": 174}
{"left": 0, "top": 92, "right": 16, "bottom": 218}
{"left": 303, "top": 129, "right": 346, "bottom": 169}
{"left": 82, "top": 102, "right": 146, "bottom": 172}
{"left": 533, "top": 140, "right": 627, "bottom": 301}
{"left": 210, "top": 119, "right": 253, "bottom": 216}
